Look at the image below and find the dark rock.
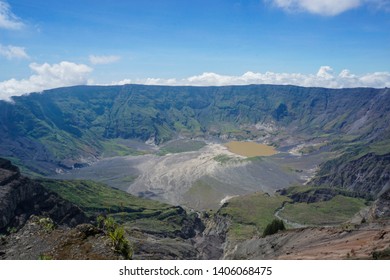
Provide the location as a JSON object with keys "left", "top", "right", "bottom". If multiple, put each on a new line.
{"left": 311, "top": 153, "right": 390, "bottom": 198}
{"left": 0, "top": 216, "right": 119, "bottom": 260}
{"left": 0, "top": 158, "right": 88, "bottom": 232}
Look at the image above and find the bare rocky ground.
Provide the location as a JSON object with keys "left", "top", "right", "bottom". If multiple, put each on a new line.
{"left": 0, "top": 216, "right": 120, "bottom": 260}
{"left": 223, "top": 221, "right": 390, "bottom": 260}
{"left": 56, "top": 142, "right": 330, "bottom": 210}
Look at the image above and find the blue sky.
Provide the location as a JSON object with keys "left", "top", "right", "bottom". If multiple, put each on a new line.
{"left": 1, "top": 0, "right": 390, "bottom": 100}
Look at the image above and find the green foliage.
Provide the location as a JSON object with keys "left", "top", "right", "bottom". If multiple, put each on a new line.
{"left": 101, "top": 140, "right": 145, "bottom": 157}
{"left": 279, "top": 195, "right": 367, "bottom": 225}
{"left": 38, "top": 254, "right": 53, "bottom": 260}
{"left": 372, "top": 247, "right": 390, "bottom": 260}
{"left": 40, "top": 179, "right": 172, "bottom": 217}
{"left": 218, "top": 193, "right": 290, "bottom": 240}
{"left": 96, "top": 214, "right": 105, "bottom": 229}
{"left": 97, "top": 215, "right": 133, "bottom": 259}
{"left": 262, "top": 219, "right": 286, "bottom": 237}
{"left": 183, "top": 179, "right": 225, "bottom": 210}
{"left": 2, "top": 85, "right": 389, "bottom": 176}
{"left": 369, "top": 139, "right": 390, "bottom": 155}
{"left": 41, "top": 179, "right": 195, "bottom": 237}
{"left": 213, "top": 154, "right": 237, "bottom": 164}
{"left": 103, "top": 216, "right": 116, "bottom": 232}
{"left": 158, "top": 139, "right": 206, "bottom": 155}
{"left": 37, "top": 217, "right": 56, "bottom": 232}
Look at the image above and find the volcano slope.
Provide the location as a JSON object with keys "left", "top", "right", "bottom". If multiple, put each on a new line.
{"left": 0, "top": 84, "right": 389, "bottom": 259}
{"left": 1, "top": 85, "right": 389, "bottom": 202}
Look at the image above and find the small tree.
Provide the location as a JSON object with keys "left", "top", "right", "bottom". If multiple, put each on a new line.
{"left": 262, "top": 219, "right": 285, "bottom": 237}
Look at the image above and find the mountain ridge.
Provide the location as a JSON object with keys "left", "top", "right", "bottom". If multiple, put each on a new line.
{"left": 1, "top": 84, "right": 389, "bottom": 176}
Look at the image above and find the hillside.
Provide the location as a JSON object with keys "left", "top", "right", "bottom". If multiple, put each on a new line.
{"left": 0, "top": 158, "right": 204, "bottom": 259}
{"left": 1, "top": 84, "right": 389, "bottom": 259}
{"left": 1, "top": 85, "right": 389, "bottom": 176}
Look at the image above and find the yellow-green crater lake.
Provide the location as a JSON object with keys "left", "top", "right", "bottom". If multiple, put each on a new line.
{"left": 225, "top": 141, "right": 277, "bottom": 157}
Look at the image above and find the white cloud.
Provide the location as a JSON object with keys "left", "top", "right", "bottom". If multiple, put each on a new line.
{"left": 0, "top": 1, "right": 24, "bottom": 29}
{"left": 0, "top": 61, "right": 93, "bottom": 101}
{"left": 369, "top": 0, "right": 390, "bottom": 12}
{"left": 114, "top": 66, "right": 390, "bottom": 89}
{"left": 89, "top": 55, "right": 121, "bottom": 65}
{"left": 0, "top": 44, "right": 29, "bottom": 59}
{"left": 268, "top": 0, "right": 362, "bottom": 16}
{"left": 2, "top": 65, "right": 389, "bottom": 102}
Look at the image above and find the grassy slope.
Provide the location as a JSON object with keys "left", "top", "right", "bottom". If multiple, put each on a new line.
{"left": 279, "top": 195, "right": 367, "bottom": 225}
{"left": 40, "top": 179, "right": 194, "bottom": 235}
{"left": 157, "top": 139, "right": 206, "bottom": 155}
{"left": 218, "top": 186, "right": 369, "bottom": 240}
{"left": 218, "top": 193, "right": 290, "bottom": 240}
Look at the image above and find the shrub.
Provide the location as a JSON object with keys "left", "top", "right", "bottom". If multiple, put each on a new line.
{"left": 372, "top": 247, "right": 390, "bottom": 260}
{"left": 262, "top": 219, "right": 285, "bottom": 237}
{"left": 37, "top": 217, "right": 56, "bottom": 232}
{"left": 39, "top": 254, "right": 53, "bottom": 260}
{"left": 96, "top": 215, "right": 133, "bottom": 259}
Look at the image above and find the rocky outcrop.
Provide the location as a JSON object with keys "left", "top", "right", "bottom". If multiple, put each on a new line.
{"left": 194, "top": 212, "right": 231, "bottom": 259}
{"left": 0, "top": 216, "right": 119, "bottom": 260}
{"left": 368, "top": 189, "right": 390, "bottom": 221}
{"left": 0, "top": 158, "right": 88, "bottom": 232}
{"left": 310, "top": 153, "right": 390, "bottom": 198}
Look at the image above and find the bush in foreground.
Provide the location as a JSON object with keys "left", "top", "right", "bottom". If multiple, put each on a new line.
{"left": 262, "top": 219, "right": 286, "bottom": 237}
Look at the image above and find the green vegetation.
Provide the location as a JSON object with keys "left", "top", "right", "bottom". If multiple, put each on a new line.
{"left": 217, "top": 185, "right": 371, "bottom": 241}
{"left": 38, "top": 254, "right": 53, "bottom": 260}
{"left": 157, "top": 139, "right": 206, "bottom": 155}
{"left": 369, "top": 139, "right": 390, "bottom": 156}
{"left": 372, "top": 247, "right": 390, "bottom": 260}
{"left": 97, "top": 215, "right": 132, "bottom": 259}
{"left": 281, "top": 185, "right": 374, "bottom": 201}
{"left": 278, "top": 195, "right": 367, "bottom": 225}
{"left": 262, "top": 219, "right": 286, "bottom": 237}
{"left": 40, "top": 179, "right": 196, "bottom": 237}
{"left": 2, "top": 156, "right": 43, "bottom": 178}
{"left": 218, "top": 193, "right": 290, "bottom": 240}
{"left": 40, "top": 179, "right": 171, "bottom": 216}
{"left": 213, "top": 154, "right": 236, "bottom": 164}
{"left": 37, "top": 217, "right": 56, "bottom": 232}
{"left": 101, "top": 139, "right": 146, "bottom": 157}
{"left": 183, "top": 180, "right": 225, "bottom": 210}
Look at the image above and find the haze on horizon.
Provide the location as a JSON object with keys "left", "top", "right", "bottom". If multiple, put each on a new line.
{"left": 1, "top": 0, "right": 390, "bottom": 101}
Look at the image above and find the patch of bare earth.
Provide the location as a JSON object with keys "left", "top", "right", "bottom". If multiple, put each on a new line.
{"left": 225, "top": 221, "right": 390, "bottom": 260}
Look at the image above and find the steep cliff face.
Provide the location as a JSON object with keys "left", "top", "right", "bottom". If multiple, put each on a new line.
{"left": 195, "top": 213, "right": 231, "bottom": 260}
{"left": 310, "top": 153, "right": 390, "bottom": 198}
{"left": 0, "top": 158, "right": 88, "bottom": 232}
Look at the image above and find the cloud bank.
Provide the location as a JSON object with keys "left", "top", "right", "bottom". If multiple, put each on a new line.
{"left": 89, "top": 55, "right": 121, "bottom": 65}
{"left": 116, "top": 66, "right": 390, "bottom": 89}
{"left": 0, "top": 1, "right": 24, "bottom": 29}
{"left": 267, "top": 0, "right": 390, "bottom": 16}
{"left": 0, "top": 44, "right": 29, "bottom": 59}
{"left": 1, "top": 65, "right": 389, "bottom": 102}
{"left": 0, "top": 61, "right": 92, "bottom": 101}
